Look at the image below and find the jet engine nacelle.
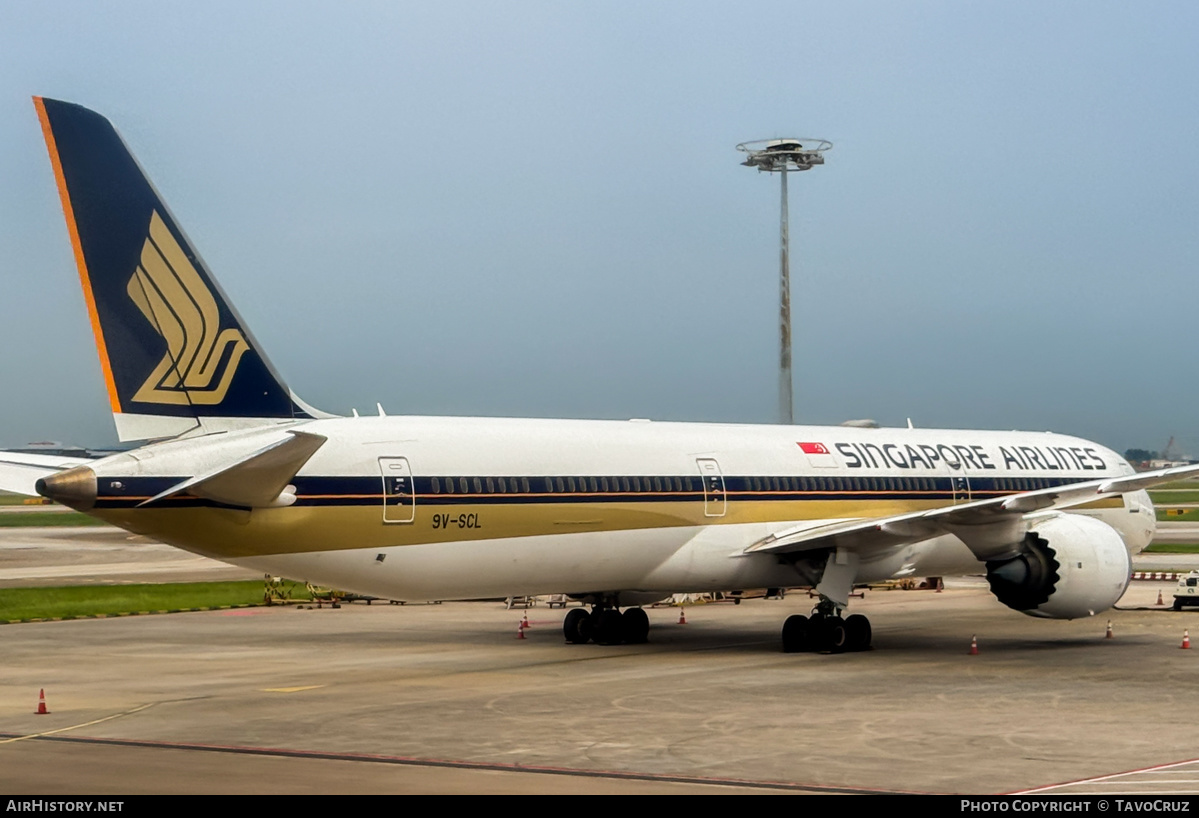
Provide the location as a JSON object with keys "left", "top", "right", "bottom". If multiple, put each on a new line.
{"left": 985, "top": 513, "right": 1132, "bottom": 620}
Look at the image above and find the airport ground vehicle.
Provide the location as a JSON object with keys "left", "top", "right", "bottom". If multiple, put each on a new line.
{"left": 1174, "top": 572, "right": 1199, "bottom": 611}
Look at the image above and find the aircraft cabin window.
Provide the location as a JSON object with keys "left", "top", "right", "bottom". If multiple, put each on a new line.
{"left": 521, "top": 477, "right": 531, "bottom": 493}
{"left": 485, "top": 477, "right": 495, "bottom": 493}
{"left": 555, "top": 477, "right": 565, "bottom": 493}
{"left": 459, "top": 477, "right": 469, "bottom": 494}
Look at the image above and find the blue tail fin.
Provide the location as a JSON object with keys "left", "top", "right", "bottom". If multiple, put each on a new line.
{"left": 34, "top": 97, "right": 324, "bottom": 440}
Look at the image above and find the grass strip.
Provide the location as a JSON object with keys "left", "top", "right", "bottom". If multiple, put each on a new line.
{"left": 0, "top": 511, "right": 107, "bottom": 527}
{"left": 0, "top": 580, "right": 313, "bottom": 623}
{"left": 1149, "top": 490, "right": 1199, "bottom": 504}
{"left": 1143, "top": 543, "right": 1199, "bottom": 554}
{"left": 1152, "top": 481, "right": 1199, "bottom": 491}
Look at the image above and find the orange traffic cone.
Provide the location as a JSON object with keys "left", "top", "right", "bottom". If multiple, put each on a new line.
{"left": 521, "top": 611, "right": 530, "bottom": 629}
{"left": 1158, "top": 590, "right": 1165, "bottom": 606}
{"left": 1183, "top": 630, "right": 1191, "bottom": 650}
{"left": 1106, "top": 620, "right": 1113, "bottom": 639}
{"left": 35, "top": 689, "right": 49, "bottom": 715}
{"left": 678, "top": 607, "right": 687, "bottom": 625}
{"left": 517, "top": 621, "right": 526, "bottom": 640}
{"left": 969, "top": 635, "right": 978, "bottom": 655}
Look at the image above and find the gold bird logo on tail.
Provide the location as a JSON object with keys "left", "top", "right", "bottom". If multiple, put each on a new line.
{"left": 127, "top": 211, "right": 249, "bottom": 406}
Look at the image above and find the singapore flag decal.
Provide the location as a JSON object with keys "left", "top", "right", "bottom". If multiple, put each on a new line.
{"left": 797, "top": 441, "right": 838, "bottom": 468}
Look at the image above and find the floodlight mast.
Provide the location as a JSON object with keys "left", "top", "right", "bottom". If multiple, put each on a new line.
{"left": 737, "top": 138, "right": 831, "bottom": 425}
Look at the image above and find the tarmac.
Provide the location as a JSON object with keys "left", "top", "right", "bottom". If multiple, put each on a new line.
{"left": 4, "top": 524, "right": 1199, "bottom": 794}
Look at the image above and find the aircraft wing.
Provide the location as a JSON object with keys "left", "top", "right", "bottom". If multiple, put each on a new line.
{"left": 0, "top": 452, "right": 95, "bottom": 497}
{"left": 745, "top": 462, "right": 1199, "bottom": 561}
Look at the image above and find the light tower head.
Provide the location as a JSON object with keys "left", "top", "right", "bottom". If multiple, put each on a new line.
{"left": 737, "top": 137, "right": 832, "bottom": 426}
{"left": 737, "top": 138, "right": 832, "bottom": 172}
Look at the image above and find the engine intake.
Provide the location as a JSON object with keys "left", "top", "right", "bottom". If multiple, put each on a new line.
{"left": 984, "top": 514, "right": 1131, "bottom": 619}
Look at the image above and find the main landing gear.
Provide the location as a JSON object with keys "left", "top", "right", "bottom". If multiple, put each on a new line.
{"left": 563, "top": 605, "right": 649, "bottom": 646}
{"left": 781, "top": 598, "right": 872, "bottom": 654}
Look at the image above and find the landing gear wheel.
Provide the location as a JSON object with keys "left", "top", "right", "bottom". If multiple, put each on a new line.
{"left": 592, "top": 609, "right": 625, "bottom": 645}
{"left": 563, "top": 608, "right": 592, "bottom": 644}
{"left": 621, "top": 607, "right": 650, "bottom": 644}
{"left": 844, "top": 614, "right": 872, "bottom": 651}
{"left": 806, "top": 616, "right": 829, "bottom": 652}
{"left": 781, "top": 614, "right": 809, "bottom": 653}
{"left": 807, "top": 615, "right": 848, "bottom": 653}
{"left": 823, "top": 616, "right": 849, "bottom": 653}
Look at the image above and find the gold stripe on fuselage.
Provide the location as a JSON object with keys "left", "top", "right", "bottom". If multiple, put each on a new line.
{"left": 92, "top": 493, "right": 1122, "bottom": 560}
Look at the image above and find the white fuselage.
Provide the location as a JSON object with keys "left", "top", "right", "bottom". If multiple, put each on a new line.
{"left": 80, "top": 417, "right": 1154, "bottom": 603}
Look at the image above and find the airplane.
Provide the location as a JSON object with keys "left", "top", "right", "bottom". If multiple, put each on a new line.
{"left": 3, "top": 96, "right": 1197, "bottom": 654}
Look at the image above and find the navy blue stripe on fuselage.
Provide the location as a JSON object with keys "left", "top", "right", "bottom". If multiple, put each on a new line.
{"left": 89, "top": 474, "right": 1103, "bottom": 510}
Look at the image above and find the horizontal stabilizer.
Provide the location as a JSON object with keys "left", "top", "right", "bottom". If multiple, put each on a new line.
{"left": 139, "top": 431, "right": 326, "bottom": 509}
{"left": 0, "top": 452, "right": 94, "bottom": 497}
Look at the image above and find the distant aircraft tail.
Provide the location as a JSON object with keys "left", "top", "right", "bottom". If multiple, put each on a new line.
{"left": 33, "top": 97, "right": 330, "bottom": 441}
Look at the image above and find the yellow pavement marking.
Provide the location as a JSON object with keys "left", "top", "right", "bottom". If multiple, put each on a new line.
{"left": 0, "top": 703, "right": 155, "bottom": 744}
{"left": 261, "top": 685, "right": 326, "bottom": 693}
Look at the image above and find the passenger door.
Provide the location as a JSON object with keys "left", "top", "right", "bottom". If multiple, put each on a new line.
{"left": 379, "top": 456, "right": 416, "bottom": 523}
{"left": 697, "top": 457, "right": 727, "bottom": 518}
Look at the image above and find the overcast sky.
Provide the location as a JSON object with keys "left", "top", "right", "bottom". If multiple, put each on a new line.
{"left": 1, "top": 2, "right": 1196, "bottom": 456}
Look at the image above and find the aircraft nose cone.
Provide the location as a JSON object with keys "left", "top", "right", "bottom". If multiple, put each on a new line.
{"left": 36, "top": 465, "right": 97, "bottom": 511}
